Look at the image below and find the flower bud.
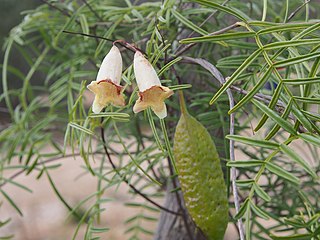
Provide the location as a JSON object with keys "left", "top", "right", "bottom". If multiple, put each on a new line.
{"left": 133, "top": 51, "right": 173, "bottom": 119}
{"left": 87, "top": 46, "right": 125, "bottom": 113}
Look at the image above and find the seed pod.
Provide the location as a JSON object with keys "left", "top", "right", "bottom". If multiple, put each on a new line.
{"left": 173, "top": 92, "right": 228, "bottom": 240}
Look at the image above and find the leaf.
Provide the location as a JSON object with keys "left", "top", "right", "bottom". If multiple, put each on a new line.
{"left": 255, "top": 83, "right": 283, "bottom": 131}
{"left": 234, "top": 198, "right": 250, "bottom": 220}
{"left": 209, "top": 49, "right": 262, "bottom": 105}
{"left": 252, "top": 99, "right": 296, "bottom": 135}
{"left": 299, "top": 133, "right": 320, "bottom": 146}
{"left": 265, "top": 162, "right": 299, "bottom": 184}
{"left": 180, "top": 32, "right": 256, "bottom": 44}
{"left": 236, "top": 179, "right": 255, "bottom": 187}
{"left": 227, "top": 160, "right": 264, "bottom": 168}
{"left": 257, "top": 22, "right": 316, "bottom": 35}
{"left": 0, "top": 190, "right": 23, "bottom": 216}
{"left": 282, "top": 76, "right": 320, "bottom": 85}
{"left": 69, "top": 122, "right": 94, "bottom": 136}
{"left": 263, "top": 39, "right": 320, "bottom": 50}
{"left": 270, "top": 233, "right": 313, "bottom": 240}
{"left": 192, "top": 0, "right": 248, "bottom": 21}
{"left": 171, "top": 9, "right": 208, "bottom": 35}
{"left": 274, "top": 51, "right": 320, "bottom": 68}
{"left": 90, "top": 227, "right": 110, "bottom": 233}
{"left": 226, "top": 135, "right": 279, "bottom": 149}
{"left": 250, "top": 201, "right": 269, "bottom": 220}
{"left": 228, "top": 66, "right": 273, "bottom": 113}
{"left": 88, "top": 112, "right": 130, "bottom": 118}
{"left": 253, "top": 183, "right": 271, "bottom": 202}
{"left": 79, "top": 14, "right": 89, "bottom": 36}
{"left": 158, "top": 57, "right": 182, "bottom": 76}
{"left": 294, "top": 96, "right": 320, "bottom": 104}
{"left": 280, "top": 144, "right": 317, "bottom": 178}
{"left": 168, "top": 84, "right": 192, "bottom": 91}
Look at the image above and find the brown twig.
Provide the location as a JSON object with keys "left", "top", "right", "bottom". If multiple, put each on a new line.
{"left": 81, "top": 0, "right": 104, "bottom": 22}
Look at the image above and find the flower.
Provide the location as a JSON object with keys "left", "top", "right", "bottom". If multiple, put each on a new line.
{"left": 87, "top": 45, "right": 125, "bottom": 113}
{"left": 133, "top": 51, "right": 173, "bottom": 119}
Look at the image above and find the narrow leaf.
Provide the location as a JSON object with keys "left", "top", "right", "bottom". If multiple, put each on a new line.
{"left": 229, "top": 66, "right": 273, "bottom": 113}
{"left": 227, "top": 160, "right": 264, "bottom": 168}
{"left": 252, "top": 99, "right": 296, "bottom": 135}
{"left": 280, "top": 144, "right": 317, "bottom": 178}
{"left": 274, "top": 51, "right": 320, "bottom": 68}
{"left": 266, "top": 162, "right": 299, "bottom": 184}
{"left": 250, "top": 201, "right": 269, "bottom": 220}
{"left": 226, "top": 135, "right": 279, "bottom": 149}
{"left": 180, "top": 32, "right": 255, "bottom": 44}
{"left": 210, "top": 49, "right": 262, "bottom": 105}
{"left": 172, "top": 9, "right": 208, "bottom": 35}
{"left": 253, "top": 183, "right": 271, "bottom": 202}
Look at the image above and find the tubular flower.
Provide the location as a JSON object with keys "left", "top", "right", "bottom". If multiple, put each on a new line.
{"left": 133, "top": 51, "right": 174, "bottom": 119}
{"left": 87, "top": 46, "right": 125, "bottom": 113}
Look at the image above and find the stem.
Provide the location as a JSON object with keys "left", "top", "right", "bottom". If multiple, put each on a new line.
{"left": 100, "top": 124, "right": 182, "bottom": 216}
{"left": 178, "top": 91, "right": 188, "bottom": 115}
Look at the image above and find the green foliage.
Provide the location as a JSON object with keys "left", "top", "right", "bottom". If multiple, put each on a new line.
{"left": 1, "top": 0, "right": 320, "bottom": 239}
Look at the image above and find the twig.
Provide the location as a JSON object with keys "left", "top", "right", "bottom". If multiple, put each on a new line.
{"left": 61, "top": 31, "right": 143, "bottom": 54}
{"left": 287, "top": 0, "right": 311, "bottom": 22}
{"left": 40, "top": 0, "right": 72, "bottom": 18}
{"left": 81, "top": 0, "right": 104, "bottom": 22}
{"left": 100, "top": 124, "right": 181, "bottom": 216}
{"left": 62, "top": 30, "right": 114, "bottom": 42}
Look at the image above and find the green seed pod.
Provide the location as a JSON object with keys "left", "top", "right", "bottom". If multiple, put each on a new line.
{"left": 173, "top": 92, "right": 228, "bottom": 240}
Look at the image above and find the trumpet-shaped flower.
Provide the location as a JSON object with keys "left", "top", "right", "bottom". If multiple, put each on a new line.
{"left": 133, "top": 51, "right": 173, "bottom": 119}
{"left": 87, "top": 46, "right": 125, "bottom": 113}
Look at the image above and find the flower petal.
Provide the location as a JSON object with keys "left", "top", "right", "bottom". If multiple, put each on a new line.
{"left": 151, "top": 102, "right": 167, "bottom": 119}
{"left": 134, "top": 51, "right": 161, "bottom": 92}
{"left": 96, "top": 46, "right": 122, "bottom": 85}
{"left": 133, "top": 86, "right": 173, "bottom": 119}
{"left": 87, "top": 80, "right": 125, "bottom": 113}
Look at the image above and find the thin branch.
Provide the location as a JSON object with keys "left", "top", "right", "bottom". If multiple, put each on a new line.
{"left": 100, "top": 123, "right": 182, "bottom": 216}
{"left": 81, "top": 0, "right": 104, "bottom": 22}
{"left": 62, "top": 30, "right": 114, "bottom": 42}
{"left": 40, "top": 0, "right": 72, "bottom": 18}
{"left": 287, "top": 0, "right": 311, "bottom": 21}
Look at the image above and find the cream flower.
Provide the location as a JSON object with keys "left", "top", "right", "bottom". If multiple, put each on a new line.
{"left": 87, "top": 45, "right": 125, "bottom": 113}
{"left": 133, "top": 51, "right": 173, "bottom": 119}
